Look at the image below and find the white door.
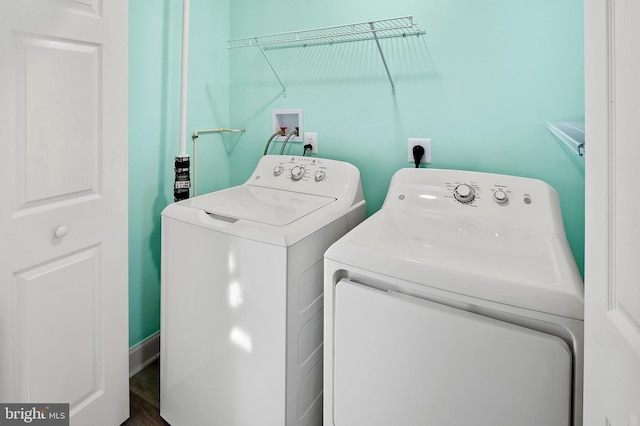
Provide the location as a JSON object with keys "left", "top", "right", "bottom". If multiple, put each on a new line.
{"left": 0, "top": 1, "right": 129, "bottom": 425}
{"left": 584, "top": 0, "right": 640, "bottom": 425}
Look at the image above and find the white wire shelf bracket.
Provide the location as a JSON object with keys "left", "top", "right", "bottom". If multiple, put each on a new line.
{"left": 228, "top": 16, "right": 426, "bottom": 95}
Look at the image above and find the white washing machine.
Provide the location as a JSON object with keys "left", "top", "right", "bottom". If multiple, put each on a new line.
{"left": 161, "top": 155, "right": 365, "bottom": 426}
{"left": 323, "top": 168, "right": 584, "bottom": 426}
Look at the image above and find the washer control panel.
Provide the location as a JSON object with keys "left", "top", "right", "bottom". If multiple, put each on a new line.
{"left": 290, "top": 164, "right": 306, "bottom": 181}
{"left": 249, "top": 155, "right": 362, "bottom": 200}
{"left": 267, "top": 157, "right": 329, "bottom": 183}
{"left": 273, "top": 165, "right": 284, "bottom": 176}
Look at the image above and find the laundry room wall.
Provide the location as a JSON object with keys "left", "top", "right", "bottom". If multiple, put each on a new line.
{"left": 127, "top": 0, "right": 584, "bottom": 350}
{"left": 227, "top": 0, "right": 585, "bottom": 273}
{"left": 128, "top": 0, "right": 231, "bottom": 347}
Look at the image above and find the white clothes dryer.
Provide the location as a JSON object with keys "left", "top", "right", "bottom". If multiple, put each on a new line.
{"left": 161, "top": 155, "right": 365, "bottom": 426}
{"left": 323, "top": 168, "right": 584, "bottom": 426}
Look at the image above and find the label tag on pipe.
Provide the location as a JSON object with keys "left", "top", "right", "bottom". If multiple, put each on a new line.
{"left": 174, "top": 156, "right": 191, "bottom": 201}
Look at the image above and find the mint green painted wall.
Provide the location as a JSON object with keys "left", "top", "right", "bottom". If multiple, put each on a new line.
{"left": 228, "top": 0, "right": 585, "bottom": 273}
{"left": 128, "top": 0, "right": 584, "bottom": 348}
{"left": 128, "top": 0, "right": 231, "bottom": 347}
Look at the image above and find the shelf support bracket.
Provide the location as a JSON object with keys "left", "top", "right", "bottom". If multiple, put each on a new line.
{"left": 255, "top": 39, "right": 287, "bottom": 96}
{"left": 370, "top": 22, "right": 396, "bottom": 95}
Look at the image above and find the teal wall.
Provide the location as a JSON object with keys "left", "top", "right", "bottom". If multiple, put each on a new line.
{"left": 128, "top": 0, "right": 230, "bottom": 347}
{"left": 128, "top": 0, "right": 584, "bottom": 347}
{"left": 228, "top": 0, "right": 584, "bottom": 267}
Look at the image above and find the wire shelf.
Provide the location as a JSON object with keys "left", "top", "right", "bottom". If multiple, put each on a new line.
{"left": 546, "top": 121, "right": 585, "bottom": 157}
{"left": 228, "top": 16, "right": 425, "bottom": 50}
{"left": 228, "top": 16, "right": 425, "bottom": 95}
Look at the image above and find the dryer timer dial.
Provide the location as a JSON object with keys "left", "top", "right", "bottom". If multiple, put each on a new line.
{"left": 453, "top": 184, "right": 476, "bottom": 204}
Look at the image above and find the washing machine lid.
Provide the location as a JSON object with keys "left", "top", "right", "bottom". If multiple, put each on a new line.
{"left": 179, "top": 185, "right": 336, "bottom": 226}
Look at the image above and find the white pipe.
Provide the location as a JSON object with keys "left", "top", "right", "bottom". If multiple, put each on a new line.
{"left": 191, "top": 128, "right": 246, "bottom": 196}
{"left": 192, "top": 128, "right": 246, "bottom": 139}
{"left": 179, "top": 0, "right": 190, "bottom": 157}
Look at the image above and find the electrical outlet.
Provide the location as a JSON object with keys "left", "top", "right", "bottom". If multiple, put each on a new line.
{"left": 408, "top": 137, "right": 432, "bottom": 165}
{"left": 304, "top": 132, "right": 318, "bottom": 154}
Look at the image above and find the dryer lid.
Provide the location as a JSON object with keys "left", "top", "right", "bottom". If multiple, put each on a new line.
{"left": 179, "top": 184, "right": 336, "bottom": 226}
{"left": 326, "top": 208, "right": 584, "bottom": 320}
{"left": 325, "top": 168, "right": 584, "bottom": 320}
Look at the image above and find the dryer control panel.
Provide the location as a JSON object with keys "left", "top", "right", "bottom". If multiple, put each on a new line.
{"left": 384, "top": 168, "right": 564, "bottom": 234}
{"left": 445, "top": 180, "right": 519, "bottom": 206}
{"left": 247, "top": 155, "right": 364, "bottom": 202}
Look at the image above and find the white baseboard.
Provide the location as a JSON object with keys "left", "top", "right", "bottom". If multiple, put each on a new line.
{"left": 129, "top": 332, "right": 160, "bottom": 378}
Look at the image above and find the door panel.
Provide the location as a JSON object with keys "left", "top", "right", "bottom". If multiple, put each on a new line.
{"left": 584, "top": 0, "right": 640, "bottom": 424}
{"left": 0, "top": 1, "right": 128, "bottom": 424}
{"left": 50, "top": 0, "right": 102, "bottom": 15}
{"left": 15, "top": 247, "right": 101, "bottom": 406}
{"left": 609, "top": 0, "right": 640, "bottom": 347}
{"left": 15, "top": 33, "right": 100, "bottom": 209}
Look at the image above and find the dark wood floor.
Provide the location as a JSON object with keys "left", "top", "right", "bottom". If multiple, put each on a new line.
{"left": 122, "top": 359, "right": 169, "bottom": 426}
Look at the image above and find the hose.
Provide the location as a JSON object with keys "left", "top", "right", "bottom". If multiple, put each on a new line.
{"left": 279, "top": 128, "right": 299, "bottom": 155}
{"left": 264, "top": 129, "right": 285, "bottom": 155}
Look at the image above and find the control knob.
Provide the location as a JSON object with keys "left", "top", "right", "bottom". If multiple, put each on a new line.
{"left": 291, "top": 165, "right": 306, "bottom": 181}
{"left": 273, "top": 165, "right": 284, "bottom": 176}
{"left": 493, "top": 189, "right": 508, "bottom": 204}
{"left": 314, "top": 170, "right": 326, "bottom": 182}
{"left": 453, "top": 184, "right": 476, "bottom": 204}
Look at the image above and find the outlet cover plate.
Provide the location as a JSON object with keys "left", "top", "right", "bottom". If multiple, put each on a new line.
{"left": 408, "top": 137, "right": 432, "bottom": 165}
{"left": 304, "top": 132, "right": 318, "bottom": 154}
